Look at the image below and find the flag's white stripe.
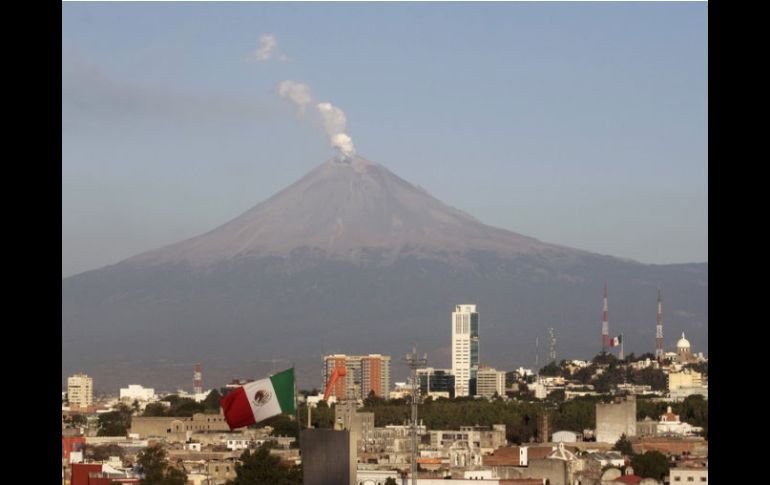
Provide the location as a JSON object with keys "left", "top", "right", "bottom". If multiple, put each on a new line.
{"left": 242, "top": 377, "right": 282, "bottom": 423}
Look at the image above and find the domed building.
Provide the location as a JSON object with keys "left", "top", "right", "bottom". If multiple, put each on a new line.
{"left": 676, "top": 332, "right": 695, "bottom": 363}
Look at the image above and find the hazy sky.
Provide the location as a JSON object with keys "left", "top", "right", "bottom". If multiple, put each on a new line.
{"left": 62, "top": 2, "right": 707, "bottom": 278}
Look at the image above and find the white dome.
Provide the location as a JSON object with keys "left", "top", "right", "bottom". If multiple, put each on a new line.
{"left": 677, "top": 332, "right": 691, "bottom": 349}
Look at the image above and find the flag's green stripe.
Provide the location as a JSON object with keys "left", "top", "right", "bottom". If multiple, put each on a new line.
{"left": 270, "top": 368, "right": 296, "bottom": 414}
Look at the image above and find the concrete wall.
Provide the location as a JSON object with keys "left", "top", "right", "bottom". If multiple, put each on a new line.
{"left": 301, "top": 428, "right": 354, "bottom": 485}
{"left": 527, "top": 459, "right": 568, "bottom": 485}
{"left": 552, "top": 431, "right": 578, "bottom": 443}
{"left": 130, "top": 413, "right": 229, "bottom": 439}
{"left": 670, "top": 468, "right": 707, "bottom": 484}
{"left": 596, "top": 396, "right": 636, "bottom": 444}
{"left": 631, "top": 437, "right": 708, "bottom": 457}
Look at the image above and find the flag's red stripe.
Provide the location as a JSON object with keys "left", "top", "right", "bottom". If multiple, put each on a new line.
{"left": 220, "top": 387, "right": 256, "bottom": 430}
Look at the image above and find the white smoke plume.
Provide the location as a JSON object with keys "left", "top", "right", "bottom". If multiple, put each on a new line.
{"left": 249, "top": 34, "right": 287, "bottom": 62}
{"left": 317, "top": 102, "right": 356, "bottom": 157}
{"left": 277, "top": 80, "right": 313, "bottom": 117}
{"left": 276, "top": 80, "right": 356, "bottom": 158}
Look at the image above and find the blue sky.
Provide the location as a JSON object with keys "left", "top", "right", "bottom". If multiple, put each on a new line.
{"left": 62, "top": 2, "right": 707, "bottom": 277}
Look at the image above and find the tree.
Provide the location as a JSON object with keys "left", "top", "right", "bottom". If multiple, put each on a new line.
{"left": 167, "top": 398, "right": 205, "bottom": 417}
{"left": 685, "top": 362, "right": 708, "bottom": 377}
{"left": 539, "top": 361, "right": 562, "bottom": 377}
{"left": 613, "top": 434, "right": 634, "bottom": 456}
{"left": 86, "top": 443, "right": 125, "bottom": 461}
{"left": 551, "top": 397, "right": 598, "bottom": 433}
{"left": 302, "top": 402, "right": 334, "bottom": 429}
{"left": 546, "top": 389, "right": 565, "bottom": 403}
{"left": 630, "top": 368, "right": 668, "bottom": 391}
{"left": 505, "top": 371, "right": 518, "bottom": 387}
{"left": 143, "top": 403, "right": 168, "bottom": 417}
{"left": 161, "top": 468, "right": 188, "bottom": 485}
{"left": 263, "top": 414, "right": 299, "bottom": 440}
{"left": 592, "top": 352, "right": 617, "bottom": 366}
{"left": 676, "top": 395, "right": 708, "bottom": 438}
{"left": 226, "top": 445, "right": 301, "bottom": 485}
{"left": 363, "top": 390, "right": 386, "bottom": 407}
{"left": 68, "top": 414, "right": 88, "bottom": 427}
{"left": 203, "top": 389, "right": 223, "bottom": 411}
{"left": 631, "top": 451, "right": 670, "bottom": 480}
{"left": 137, "top": 445, "right": 188, "bottom": 485}
{"left": 593, "top": 365, "right": 625, "bottom": 393}
{"left": 98, "top": 403, "right": 133, "bottom": 436}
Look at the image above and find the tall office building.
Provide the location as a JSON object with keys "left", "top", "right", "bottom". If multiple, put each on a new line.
{"left": 416, "top": 367, "right": 455, "bottom": 398}
{"left": 476, "top": 365, "right": 506, "bottom": 399}
{"left": 67, "top": 373, "right": 93, "bottom": 409}
{"left": 323, "top": 354, "right": 391, "bottom": 400}
{"left": 452, "top": 304, "right": 479, "bottom": 397}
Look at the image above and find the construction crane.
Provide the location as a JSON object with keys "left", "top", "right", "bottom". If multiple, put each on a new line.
{"left": 323, "top": 366, "right": 347, "bottom": 401}
{"left": 307, "top": 366, "right": 347, "bottom": 428}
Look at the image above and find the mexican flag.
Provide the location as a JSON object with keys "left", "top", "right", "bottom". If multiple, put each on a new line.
{"left": 610, "top": 335, "right": 623, "bottom": 347}
{"left": 220, "top": 368, "right": 296, "bottom": 430}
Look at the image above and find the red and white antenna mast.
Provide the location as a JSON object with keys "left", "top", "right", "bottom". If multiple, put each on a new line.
{"left": 194, "top": 363, "right": 203, "bottom": 395}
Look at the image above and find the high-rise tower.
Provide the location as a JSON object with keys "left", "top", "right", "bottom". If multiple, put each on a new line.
{"left": 322, "top": 354, "right": 391, "bottom": 400}
{"left": 67, "top": 373, "right": 94, "bottom": 409}
{"left": 452, "top": 304, "right": 479, "bottom": 397}
{"left": 601, "top": 285, "right": 609, "bottom": 353}
{"left": 656, "top": 289, "right": 665, "bottom": 361}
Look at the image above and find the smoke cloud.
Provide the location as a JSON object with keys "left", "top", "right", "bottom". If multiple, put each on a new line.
{"left": 277, "top": 81, "right": 313, "bottom": 117}
{"left": 249, "top": 34, "right": 287, "bottom": 62}
{"left": 317, "top": 102, "right": 356, "bottom": 157}
{"left": 277, "top": 80, "right": 356, "bottom": 158}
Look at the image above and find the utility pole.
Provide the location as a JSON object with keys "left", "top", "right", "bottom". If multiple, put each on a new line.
{"left": 405, "top": 345, "right": 427, "bottom": 485}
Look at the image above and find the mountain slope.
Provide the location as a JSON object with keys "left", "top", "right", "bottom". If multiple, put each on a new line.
{"left": 128, "top": 156, "right": 583, "bottom": 266}
{"left": 62, "top": 156, "right": 707, "bottom": 390}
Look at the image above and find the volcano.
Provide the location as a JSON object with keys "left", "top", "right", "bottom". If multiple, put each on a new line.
{"left": 62, "top": 156, "right": 707, "bottom": 390}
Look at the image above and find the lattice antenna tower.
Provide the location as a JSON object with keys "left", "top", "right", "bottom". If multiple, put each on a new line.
{"left": 548, "top": 327, "right": 557, "bottom": 364}
{"left": 404, "top": 345, "right": 427, "bottom": 485}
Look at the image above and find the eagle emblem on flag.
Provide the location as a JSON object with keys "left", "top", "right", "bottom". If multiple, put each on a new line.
{"left": 252, "top": 389, "right": 272, "bottom": 407}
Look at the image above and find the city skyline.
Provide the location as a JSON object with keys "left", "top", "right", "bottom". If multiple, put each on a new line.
{"left": 60, "top": 4, "right": 708, "bottom": 483}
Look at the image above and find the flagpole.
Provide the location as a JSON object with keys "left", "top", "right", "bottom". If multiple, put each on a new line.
{"left": 620, "top": 336, "right": 624, "bottom": 361}
{"left": 292, "top": 362, "right": 301, "bottom": 446}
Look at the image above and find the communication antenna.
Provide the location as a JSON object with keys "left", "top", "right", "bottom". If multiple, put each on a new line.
{"left": 404, "top": 345, "right": 427, "bottom": 484}
{"left": 548, "top": 327, "right": 557, "bottom": 364}
{"left": 193, "top": 363, "right": 202, "bottom": 395}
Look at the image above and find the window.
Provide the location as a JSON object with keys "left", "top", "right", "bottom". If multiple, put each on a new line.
{"left": 687, "top": 478, "right": 694, "bottom": 482}
{"left": 674, "top": 477, "right": 681, "bottom": 481}
{"left": 700, "top": 479, "right": 706, "bottom": 482}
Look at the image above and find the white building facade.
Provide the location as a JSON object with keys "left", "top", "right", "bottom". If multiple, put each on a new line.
{"left": 120, "top": 384, "right": 156, "bottom": 402}
{"left": 452, "top": 304, "right": 479, "bottom": 397}
{"left": 476, "top": 366, "right": 505, "bottom": 399}
{"left": 67, "top": 374, "right": 93, "bottom": 408}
